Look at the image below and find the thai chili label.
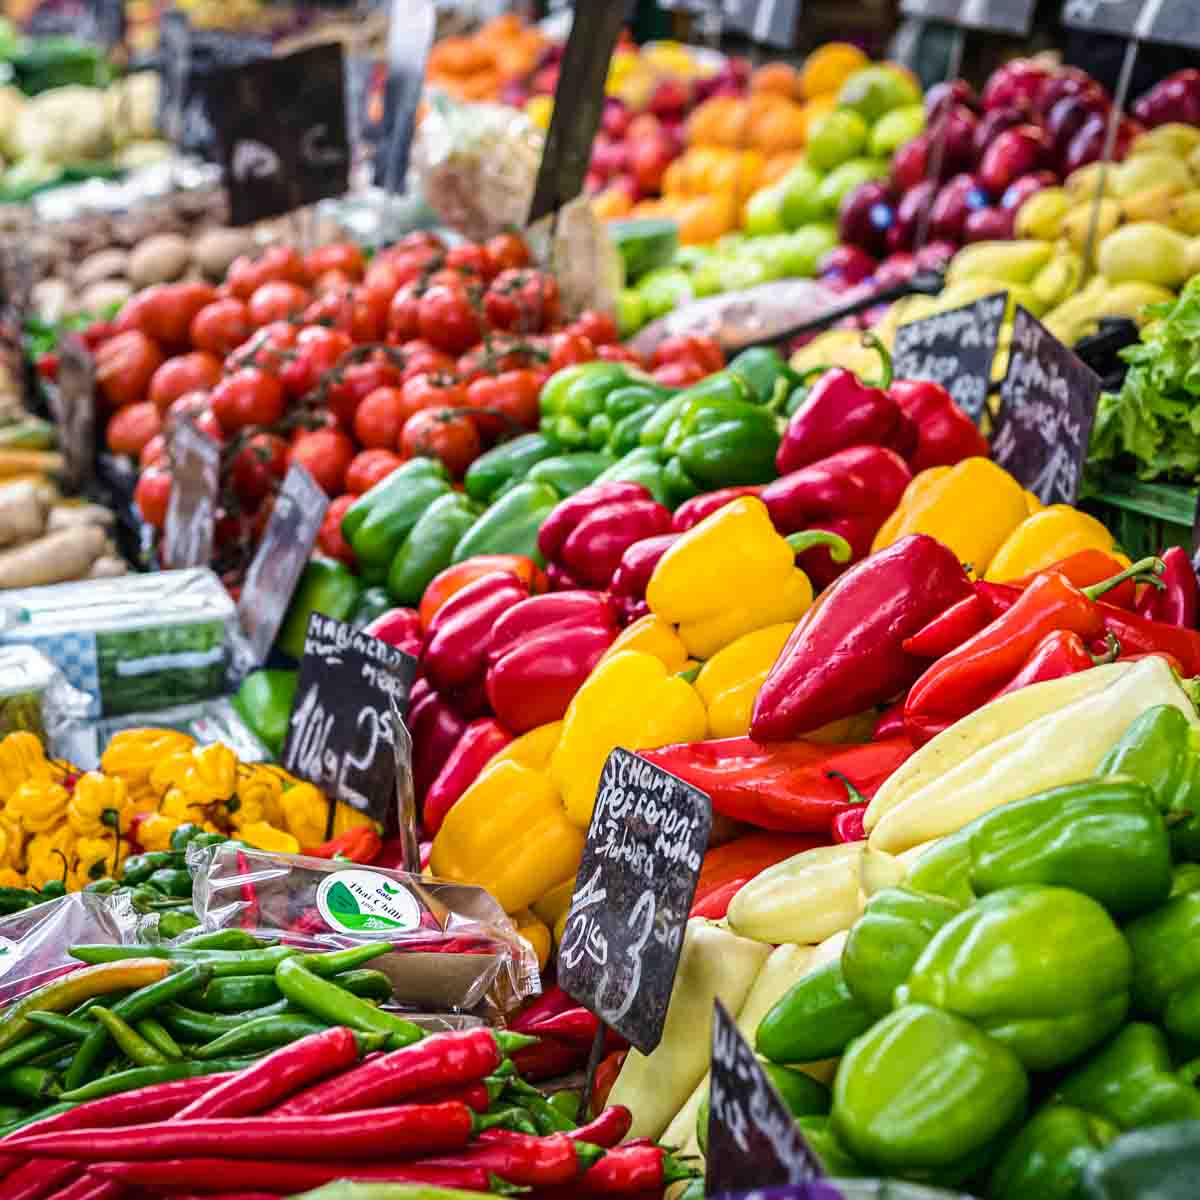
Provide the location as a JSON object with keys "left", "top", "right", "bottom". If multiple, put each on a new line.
{"left": 316, "top": 868, "right": 422, "bottom": 934}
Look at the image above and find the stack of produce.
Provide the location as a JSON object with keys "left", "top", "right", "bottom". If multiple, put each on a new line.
{"left": 426, "top": 13, "right": 549, "bottom": 104}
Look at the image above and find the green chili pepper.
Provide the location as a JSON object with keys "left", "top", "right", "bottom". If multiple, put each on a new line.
{"left": 756, "top": 959, "right": 873, "bottom": 1064}
{"left": 136, "top": 1018, "right": 183, "bottom": 1062}
{"left": 304, "top": 944, "right": 393, "bottom": 976}
{"left": 525, "top": 452, "right": 615, "bottom": 498}
{"left": 168, "top": 825, "right": 204, "bottom": 854}
{"left": 59, "top": 1059, "right": 258, "bottom": 1103}
{"left": 88, "top": 1006, "right": 168, "bottom": 1067}
{"left": 464, "top": 433, "right": 557, "bottom": 504}
{"left": 69, "top": 945, "right": 296, "bottom": 977}
{"left": 191, "top": 976, "right": 282, "bottom": 1012}
{"left": 39, "top": 880, "right": 66, "bottom": 900}
{"left": 145, "top": 868, "right": 193, "bottom": 900}
{"left": 505, "top": 1077, "right": 575, "bottom": 1133}
{"left": 83, "top": 878, "right": 118, "bottom": 895}
{"left": 547, "top": 1090, "right": 580, "bottom": 1121}
{"left": 342, "top": 458, "right": 453, "bottom": 568}
{"left": 0, "top": 1066, "right": 60, "bottom": 1101}
{"left": 331, "top": 968, "right": 394, "bottom": 1002}
{"left": 157, "top": 910, "right": 201, "bottom": 939}
{"left": 0, "top": 1034, "right": 59, "bottom": 1075}
{"left": 451, "top": 480, "right": 559, "bottom": 566}
{"left": 275, "top": 958, "right": 422, "bottom": 1046}
{"left": 182, "top": 930, "right": 270, "bottom": 952}
{"left": 193, "top": 1013, "right": 328, "bottom": 1060}
{"left": 387, "top": 492, "right": 482, "bottom": 606}
{"left": 0, "top": 886, "right": 39, "bottom": 914}
{"left": 25, "top": 1012, "right": 93, "bottom": 1041}
{"left": 160, "top": 999, "right": 293, "bottom": 1042}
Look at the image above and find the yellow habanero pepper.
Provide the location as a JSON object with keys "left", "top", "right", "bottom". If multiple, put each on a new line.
{"left": 101, "top": 729, "right": 196, "bottom": 790}
{"left": 74, "top": 835, "right": 125, "bottom": 888}
{"left": 237, "top": 822, "right": 301, "bottom": 855}
{"left": 598, "top": 614, "right": 689, "bottom": 673}
{"left": 68, "top": 773, "right": 131, "bottom": 838}
{"left": 0, "top": 867, "right": 25, "bottom": 888}
{"left": 281, "top": 783, "right": 332, "bottom": 850}
{"left": 135, "top": 813, "right": 180, "bottom": 853}
{"left": 25, "top": 826, "right": 76, "bottom": 889}
{"left": 235, "top": 765, "right": 286, "bottom": 829}
{"left": 646, "top": 497, "right": 847, "bottom": 659}
{"left": 6, "top": 780, "right": 69, "bottom": 835}
{"left": 696, "top": 622, "right": 795, "bottom": 739}
{"left": 489, "top": 722, "right": 563, "bottom": 773}
{"left": 871, "top": 458, "right": 1031, "bottom": 578}
{"left": 0, "top": 733, "right": 51, "bottom": 799}
{"left": 190, "top": 743, "right": 237, "bottom": 802}
{"left": 431, "top": 760, "right": 585, "bottom": 915}
{"left": 550, "top": 650, "right": 708, "bottom": 829}
{"left": 984, "top": 505, "right": 1125, "bottom": 582}
{"left": 0, "top": 812, "right": 23, "bottom": 870}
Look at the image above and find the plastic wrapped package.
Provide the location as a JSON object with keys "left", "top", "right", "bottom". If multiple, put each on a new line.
{"left": 0, "top": 568, "right": 238, "bottom": 719}
{"left": 189, "top": 842, "right": 541, "bottom": 1015}
{"left": 410, "top": 95, "right": 543, "bottom": 241}
{"left": 0, "top": 644, "right": 90, "bottom": 741}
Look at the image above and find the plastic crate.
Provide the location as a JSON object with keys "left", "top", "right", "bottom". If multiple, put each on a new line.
{"left": 1080, "top": 471, "right": 1197, "bottom": 560}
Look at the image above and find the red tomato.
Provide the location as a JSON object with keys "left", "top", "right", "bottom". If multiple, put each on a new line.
{"left": 401, "top": 343, "right": 456, "bottom": 382}
{"left": 547, "top": 331, "right": 596, "bottom": 372}
{"left": 163, "top": 390, "right": 211, "bottom": 432}
{"left": 248, "top": 281, "right": 311, "bottom": 327}
{"left": 227, "top": 245, "right": 308, "bottom": 300}
{"left": 401, "top": 407, "right": 480, "bottom": 477}
{"left": 596, "top": 343, "right": 646, "bottom": 367}
{"left": 318, "top": 494, "right": 357, "bottom": 565}
{"left": 192, "top": 409, "right": 225, "bottom": 444}
{"left": 189, "top": 299, "right": 252, "bottom": 357}
{"left": 426, "top": 267, "right": 483, "bottom": 293}
{"left": 418, "top": 284, "right": 482, "bottom": 355}
{"left": 312, "top": 269, "right": 356, "bottom": 296}
{"left": 106, "top": 402, "right": 162, "bottom": 456}
{"left": 346, "top": 448, "right": 404, "bottom": 494}
{"left": 466, "top": 369, "right": 542, "bottom": 438}
{"left": 652, "top": 359, "right": 708, "bottom": 388}
{"left": 484, "top": 269, "right": 561, "bottom": 333}
{"left": 391, "top": 231, "right": 445, "bottom": 255}
{"left": 383, "top": 244, "right": 444, "bottom": 289}
{"left": 361, "top": 259, "right": 404, "bottom": 304}
{"left": 353, "top": 386, "right": 406, "bottom": 449}
{"left": 117, "top": 283, "right": 217, "bottom": 349}
{"left": 386, "top": 283, "right": 422, "bottom": 344}
{"left": 135, "top": 466, "right": 172, "bottom": 529}
{"left": 305, "top": 242, "right": 365, "bottom": 281}
{"left": 226, "top": 321, "right": 296, "bottom": 375}
{"left": 326, "top": 355, "right": 402, "bottom": 430}
{"left": 445, "top": 242, "right": 490, "bottom": 279}
{"left": 456, "top": 334, "right": 543, "bottom": 380}
{"left": 290, "top": 428, "right": 355, "bottom": 496}
{"left": 148, "top": 352, "right": 222, "bottom": 414}
{"left": 95, "top": 331, "right": 164, "bottom": 409}
{"left": 280, "top": 326, "right": 352, "bottom": 398}
{"left": 140, "top": 433, "right": 166, "bottom": 467}
{"left": 652, "top": 334, "right": 724, "bottom": 373}
{"left": 211, "top": 368, "right": 286, "bottom": 433}
{"left": 230, "top": 432, "right": 289, "bottom": 507}
{"left": 484, "top": 232, "right": 531, "bottom": 275}
{"left": 349, "top": 286, "right": 389, "bottom": 343}
{"left": 572, "top": 309, "right": 620, "bottom": 346}
{"left": 402, "top": 372, "right": 467, "bottom": 416}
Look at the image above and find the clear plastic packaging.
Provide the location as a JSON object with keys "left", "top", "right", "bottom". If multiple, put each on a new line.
{"left": 0, "top": 644, "right": 91, "bottom": 741}
{"left": 189, "top": 842, "right": 541, "bottom": 1015}
{"left": 0, "top": 568, "right": 238, "bottom": 719}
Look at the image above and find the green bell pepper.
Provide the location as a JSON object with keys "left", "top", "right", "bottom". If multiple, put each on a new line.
{"left": 605, "top": 383, "right": 671, "bottom": 423}
{"left": 832, "top": 1004, "right": 1029, "bottom": 1183}
{"left": 899, "top": 885, "right": 1132, "bottom": 1070}
{"left": 1171, "top": 864, "right": 1200, "bottom": 898}
{"left": 796, "top": 1115, "right": 871, "bottom": 1177}
{"left": 451, "top": 481, "right": 560, "bottom": 566}
{"left": 387, "top": 492, "right": 481, "bottom": 606}
{"left": 666, "top": 404, "right": 782, "bottom": 490}
{"left": 232, "top": 669, "right": 297, "bottom": 758}
{"left": 1125, "top": 891, "right": 1200, "bottom": 1022}
{"left": 608, "top": 407, "right": 660, "bottom": 456}
{"left": 525, "top": 452, "right": 615, "bottom": 498}
{"left": 990, "top": 1105, "right": 1119, "bottom": 1200}
{"left": 1098, "top": 705, "right": 1200, "bottom": 862}
{"left": 904, "top": 829, "right": 976, "bottom": 907}
{"left": 755, "top": 959, "right": 873, "bottom": 1065}
{"left": 1081, "top": 1120, "right": 1200, "bottom": 1200}
{"left": 464, "top": 434, "right": 558, "bottom": 504}
{"left": 696, "top": 1063, "right": 828, "bottom": 1154}
{"left": 593, "top": 446, "right": 672, "bottom": 508}
{"left": 540, "top": 363, "right": 634, "bottom": 449}
{"left": 728, "top": 346, "right": 791, "bottom": 405}
{"left": 342, "top": 458, "right": 452, "bottom": 568}
{"left": 841, "top": 887, "right": 963, "bottom": 1019}
{"left": 639, "top": 395, "right": 689, "bottom": 448}
{"left": 349, "top": 587, "right": 392, "bottom": 631}
{"left": 1054, "top": 1023, "right": 1200, "bottom": 1130}
{"left": 587, "top": 414, "right": 613, "bottom": 449}
{"left": 276, "top": 558, "right": 363, "bottom": 662}
{"left": 965, "top": 778, "right": 1172, "bottom": 918}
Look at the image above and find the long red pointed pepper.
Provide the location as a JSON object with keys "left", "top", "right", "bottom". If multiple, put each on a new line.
{"left": 424, "top": 1130, "right": 601, "bottom": 1187}
{"left": 1136, "top": 546, "right": 1200, "bottom": 627}
{"left": 567, "top": 1106, "right": 633, "bottom": 1148}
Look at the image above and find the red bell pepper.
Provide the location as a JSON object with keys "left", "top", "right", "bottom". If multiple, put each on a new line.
{"left": 751, "top": 534, "right": 973, "bottom": 741}
{"left": 608, "top": 533, "right": 679, "bottom": 625}
{"left": 639, "top": 736, "right": 914, "bottom": 832}
{"left": 423, "top": 718, "right": 512, "bottom": 836}
{"left": 421, "top": 571, "right": 531, "bottom": 695}
{"left": 1099, "top": 604, "right": 1200, "bottom": 677}
{"left": 419, "top": 555, "right": 547, "bottom": 633}
{"left": 672, "top": 486, "right": 762, "bottom": 532}
{"left": 689, "top": 831, "right": 826, "bottom": 919}
{"left": 537, "top": 482, "right": 673, "bottom": 590}
{"left": 776, "top": 336, "right": 916, "bottom": 474}
{"left": 485, "top": 591, "right": 617, "bottom": 732}
{"left": 760, "top": 445, "right": 913, "bottom": 588}
{"left": 888, "top": 378, "right": 988, "bottom": 472}
{"left": 363, "top": 607, "right": 422, "bottom": 658}
{"left": 408, "top": 678, "right": 469, "bottom": 801}
{"left": 1136, "top": 546, "right": 1199, "bottom": 628}
{"left": 872, "top": 701, "right": 908, "bottom": 740}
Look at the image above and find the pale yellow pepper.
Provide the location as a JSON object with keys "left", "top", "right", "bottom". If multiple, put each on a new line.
{"left": 598, "top": 614, "right": 689, "bottom": 673}
{"left": 984, "top": 505, "right": 1123, "bottom": 582}
{"left": 695, "top": 623, "right": 795, "bottom": 738}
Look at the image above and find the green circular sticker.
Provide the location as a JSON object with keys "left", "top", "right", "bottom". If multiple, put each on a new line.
{"left": 316, "top": 869, "right": 421, "bottom": 934}
{"left": 0, "top": 936, "right": 17, "bottom": 980}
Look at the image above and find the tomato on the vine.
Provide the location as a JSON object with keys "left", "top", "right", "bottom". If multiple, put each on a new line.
{"left": 305, "top": 242, "right": 365, "bottom": 281}
{"left": 400, "top": 342, "right": 456, "bottom": 382}
{"left": 401, "top": 407, "right": 481, "bottom": 477}
{"left": 418, "top": 284, "right": 482, "bottom": 355}
{"left": 457, "top": 333, "right": 545, "bottom": 379}
{"left": 385, "top": 245, "right": 444, "bottom": 289}
{"left": 572, "top": 309, "right": 620, "bottom": 346}
{"left": 164, "top": 390, "right": 212, "bottom": 431}
{"left": 290, "top": 428, "right": 355, "bottom": 496}
{"left": 326, "top": 355, "right": 403, "bottom": 430}
{"left": 95, "top": 330, "right": 164, "bottom": 409}
{"left": 386, "top": 284, "right": 422, "bottom": 344}
{"left": 230, "top": 432, "right": 289, "bottom": 507}
{"left": 353, "top": 386, "right": 406, "bottom": 450}
{"left": 348, "top": 286, "right": 389, "bottom": 343}
{"left": 227, "top": 245, "right": 308, "bottom": 300}
{"left": 311, "top": 269, "right": 356, "bottom": 297}
{"left": 148, "top": 351, "right": 222, "bottom": 414}
{"left": 117, "top": 282, "right": 217, "bottom": 349}
{"left": 248, "top": 281, "right": 310, "bottom": 327}
{"left": 106, "top": 402, "right": 161, "bottom": 456}
{"left": 192, "top": 409, "right": 225, "bottom": 444}
{"left": 227, "top": 321, "right": 296, "bottom": 374}
{"left": 466, "top": 369, "right": 542, "bottom": 438}
{"left": 652, "top": 358, "right": 708, "bottom": 389}
{"left": 190, "top": 299, "right": 252, "bottom": 357}
{"left": 346, "top": 448, "right": 403, "bottom": 494}
{"left": 211, "top": 368, "right": 286, "bottom": 433}
{"left": 402, "top": 372, "right": 467, "bottom": 417}
{"left": 318, "top": 494, "right": 357, "bottom": 565}
{"left": 426, "top": 267, "right": 484, "bottom": 294}
{"left": 484, "top": 232, "right": 531, "bottom": 275}
{"left": 595, "top": 343, "right": 646, "bottom": 368}
{"left": 445, "top": 242, "right": 491, "bottom": 280}
{"left": 484, "top": 269, "right": 560, "bottom": 333}
{"left": 547, "top": 331, "right": 596, "bottom": 372}
{"left": 135, "top": 466, "right": 172, "bottom": 529}
{"left": 651, "top": 334, "right": 724, "bottom": 374}
{"left": 280, "top": 325, "right": 352, "bottom": 398}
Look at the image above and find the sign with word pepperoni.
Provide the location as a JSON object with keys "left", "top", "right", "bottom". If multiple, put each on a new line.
{"left": 992, "top": 306, "right": 1102, "bottom": 507}
{"left": 900, "top": 0, "right": 1036, "bottom": 34}
{"left": 558, "top": 748, "right": 712, "bottom": 1055}
{"left": 281, "top": 614, "right": 417, "bottom": 823}
{"left": 892, "top": 291, "right": 1007, "bottom": 425}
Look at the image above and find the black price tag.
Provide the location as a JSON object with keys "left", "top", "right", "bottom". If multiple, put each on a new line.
{"left": 558, "top": 748, "right": 712, "bottom": 1055}
{"left": 1062, "top": 0, "right": 1200, "bottom": 47}
{"left": 992, "top": 306, "right": 1102, "bottom": 507}
{"left": 236, "top": 464, "right": 329, "bottom": 669}
{"left": 48, "top": 336, "right": 96, "bottom": 493}
{"left": 901, "top": 0, "right": 1035, "bottom": 33}
{"left": 720, "top": 0, "right": 802, "bottom": 48}
{"left": 706, "top": 1000, "right": 832, "bottom": 1194}
{"left": 528, "top": 2, "right": 628, "bottom": 224}
{"left": 374, "top": 0, "right": 435, "bottom": 194}
{"left": 163, "top": 419, "right": 219, "bottom": 570}
{"left": 28, "top": 0, "right": 124, "bottom": 46}
{"left": 281, "top": 614, "right": 418, "bottom": 823}
{"left": 892, "top": 291, "right": 1007, "bottom": 425}
{"left": 197, "top": 44, "right": 351, "bottom": 226}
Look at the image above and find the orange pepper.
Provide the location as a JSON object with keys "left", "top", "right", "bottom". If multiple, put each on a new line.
{"left": 419, "top": 555, "right": 547, "bottom": 632}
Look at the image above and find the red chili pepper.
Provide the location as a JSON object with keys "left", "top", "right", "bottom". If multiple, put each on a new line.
{"left": 689, "top": 832, "right": 825, "bottom": 918}
{"left": 419, "top": 555, "right": 547, "bottom": 633}
{"left": 81, "top": 321, "right": 116, "bottom": 352}
{"left": 408, "top": 676, "right": 469, "bottom": 801}
{"left": 902, "top": 591, "right": 994, "bottom": 659}
{"left": 639, "top": 737, "right": 914, "bottom": 832}
{"left": 426, "top": 1130, "right": 600, "bottom": 1187}
{"left": 672, "top": 486, "right": 762, "bottom": 532}
{"left": 0, "top": 1159, "right": 79, "bottom": 1200}
{"left": 172, "top": 1194, "right": 278, "bottom": 1200}
{"left": 1007, "top": 549, "right": 1139, "bottom": 608}
{"left": 418, "top": 1081, "right": 491, "bottom": 1113}
{"left": 832, "top": 806, "right": 867, "bottom": 843}
{"left": 510, "top": 1035, "right": 590, "bottom": 1082}
{"left": 1137, "top": 546, "right": 1200, "bottom": 627}
{"left": 423, "top": 716, "right": 512, "bottom": 835}
{"left": 273, "top": 1028, "right": 500, "bottom": 1117}
{"left": 1100, "top": 604, "right": 1200, "bottom": 677}
{"left": 34, "top": 352, "right": 59, "bottom": 382}
{"left": 567, "top": 1106, "right": 633, "bottom": 1148}
{"left": 363, "top": 607, "right": 423, "bottom": 658}
{"left": 560, "top": 1142, "right": 690, "bottom": 1194}
{"left": 992, "top": 629, "right": 1115, "bottom": 700}
{"left": 689, "top": 877, "right": 743, "bottom": 920}
{"left": 236, "top": 848, "right": 258, "bottom": 932}
{"left": 36, "top": 1177, "right": 117, "bottom": 1200}
{"left": 608, "top": 533, "right": 679, "bottom": 625}
{"left": 485, "top": 591, "right": 618, "bottom": 733}
{"left": 510, "top": 984, "right": 575, "bottom": 1035}
{"left": 888, "top": 378, "right": 988, "bottom": 472}
{"left": 304, "top": 825, "right": 383, "bottom": 863}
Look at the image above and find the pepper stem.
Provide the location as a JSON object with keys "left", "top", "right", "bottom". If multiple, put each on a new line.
{"left": 574, "top": 1141, "right": 607, "bottom": 1170}
{"left": 826, "top": 769, "right": 868, "bottom": 806}
{"left": 1083, "top": 556, "right": 1165, "bottom": 600}
{"left": 1091, "top": 632, "right": 1121, "bottom": 665}
{"left": 677, "top": 664, "right": 702, "bottom": 684}
{"left": 662, "top": 1153, "right": 702, "bottom": 1186}
{"left": 495, "top": 1030, "right": 539, "bottom": 1055}
{"left": 859, "top": 332, "right": 894, "bottom": 391}
{"left": 786, "top": 530, "right": 853, "bottom": 564}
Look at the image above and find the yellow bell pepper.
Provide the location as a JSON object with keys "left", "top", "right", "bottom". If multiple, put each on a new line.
{"left": 67, "top": 772, "right": 131, "bottom": 838}
{"left": 431, "top": 760, "right": 585, "bottom": 914}
{"left": 135, "top": 813, "right": 180, "bottom": 853}
{"left": 531, "top": 874, "right": 576, "bottom": 933}
{"left": 871, "top": 458, "right": 1031, "bottom": 578}
{"left": 551, "top": 650, "right": 708, "bottom": 829}
{"left": 237, "top": 821, "right": 301, "bottom": 855}
{"left": 695, "top": 622, "right": 795, "bottom": 738}
{"left": 512, "top": 908, "right": 552, "bottom": 972}
{"left": 599, "top": 613, "right": 690, "bottom": 673}
{"left": 646, "top": 498, "right": 840, "bottom": 659}
{"left": 6, "top": 779, "right": 69, "bottom": 834}
{"left": 0, "top": 733, "right": 51, "bottom": 799}
{"left": 281, "top": 782, "right": 333, "bottom": 850}
{"left": 101, "top": 729, "right": 195, "bottom": 790}
{"left": 1024, "top": 490, "right": 1045, "bottom": 515}
{"left": 984, "top": 505, "right": 1123, "bottom": 582}
{"left": 489, "top": 721, "right": 563, "bottom": 773}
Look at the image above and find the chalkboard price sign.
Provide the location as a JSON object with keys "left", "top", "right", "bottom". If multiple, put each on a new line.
{"left": 163, "top": 420, "right": 219, "bottom": 570}
{"left": 892, "top": 291, "right": 1008, "bottom": 425}
{"left": 1062, "top": 0, "right": 1200, "bottom": 49}
{"left": 706, "top": 1000, "right": 832, "bottom": 1195}
{"left": 558, "top": 748, "right": 712, "bottom": 1055}
{"left": 197, "top": 44, "right": 350, "bottom": 226}
{"left": 992, "top": 306, "right": 1103, "bottom": 507}
{"left": 281, "top": 614, "right": 417, "bottom": 823}
{"left": 50, "top": 336, "right": 96, "bottom": 493}
{"left": 901, "top": 0, "right": 1036, "bottom": 34}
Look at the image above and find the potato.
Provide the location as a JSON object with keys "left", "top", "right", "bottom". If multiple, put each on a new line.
{"left": 86, "top": 555, "right": 128, "bottom": 579}
{"left": 0, "top": 524, "right": 105, "bottom": 589}
{"left": 193, "top": 227, "right": 254, "bottom": 279}
{"left": 47, "top": 503, "right": 114, "bottom": 532}
{"left": 128, "top": 232, "right": 190, "bottom": 286}
{"left": 79, "top": 279, "right": 133, "bottom": 313}
{"left": 0, "top": 479, "right": 47, "bottom": 547}
{"left": 75, "top": 248, "right": 130, "bottom": 288}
